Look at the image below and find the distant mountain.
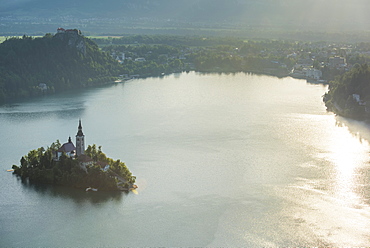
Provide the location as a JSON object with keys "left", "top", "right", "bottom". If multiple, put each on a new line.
{"left": 2, "top": 0, "right": 370, "bottom": 37}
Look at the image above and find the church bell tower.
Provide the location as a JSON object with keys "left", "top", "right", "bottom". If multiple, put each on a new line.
{"left": 76, "top": 119, "right": 85, "bottom": 156}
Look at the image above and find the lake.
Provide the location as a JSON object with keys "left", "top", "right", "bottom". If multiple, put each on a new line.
{"left": 1, "top": 72, "right": 370, "bottom": 247}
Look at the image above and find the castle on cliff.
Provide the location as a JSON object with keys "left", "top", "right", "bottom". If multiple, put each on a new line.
{"left": 57, "top": 27, "right": 82, "bottom": 35}
{"left": 55, "top": 27, "right": 86, "bottom": 55}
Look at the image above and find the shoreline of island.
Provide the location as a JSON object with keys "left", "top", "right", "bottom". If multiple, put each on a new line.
{"left": 12, "top": 120, "right": 137, "bottom": 192}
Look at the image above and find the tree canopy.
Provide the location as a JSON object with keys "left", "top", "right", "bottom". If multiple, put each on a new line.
{"left": 324, "top": 64, "right": 370, "bottom": 119}
{"left": 0, "top": 33, "right": 122, "bottom": 103}
{"left": 12, "top": 141, "right": 136, "bottom": 191}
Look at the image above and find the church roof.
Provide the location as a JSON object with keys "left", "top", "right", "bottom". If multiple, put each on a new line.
{"left": 58, "top": 138, "right": 76, "bottom": 153}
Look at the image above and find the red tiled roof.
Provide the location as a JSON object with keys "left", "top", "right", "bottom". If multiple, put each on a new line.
{"left": 78, "top": 154, "right": 94, "bottom": 163}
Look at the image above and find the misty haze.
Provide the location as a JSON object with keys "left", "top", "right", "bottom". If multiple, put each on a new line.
{"left": 1, "top": 1, "right": 370, "bottom": 247}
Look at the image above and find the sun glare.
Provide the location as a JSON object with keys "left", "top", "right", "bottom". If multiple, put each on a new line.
{"left": 328, "top": 124, "right": 369, "bottom": 206}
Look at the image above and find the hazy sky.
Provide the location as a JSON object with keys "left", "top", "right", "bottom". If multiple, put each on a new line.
{"left": 2, "top": 0, "right": 370, "bottom": 32}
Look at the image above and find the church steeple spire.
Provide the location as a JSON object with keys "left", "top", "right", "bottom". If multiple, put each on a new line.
{"left": 77, "top": 119, "right": 84, "bottom": 136}
{"left": 76, "top": 119, "right": 85, "bottom": 156}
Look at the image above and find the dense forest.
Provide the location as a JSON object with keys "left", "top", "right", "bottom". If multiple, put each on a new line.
{"left": 0, "top": 32, "right": 122, "bottom": 103}
{"left": 324, "top": 64, "right": 370, "bottom": 119}
{"left": 12, "top": 142, "right": 136, "bottom": 191}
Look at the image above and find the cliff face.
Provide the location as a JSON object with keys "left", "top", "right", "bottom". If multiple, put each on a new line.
{"left": 54, "top": 30, "right": 86, "bottom": 55}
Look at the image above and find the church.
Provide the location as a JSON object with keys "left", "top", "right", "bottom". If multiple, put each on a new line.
{"left": 55, "top": 120, "right": 110, "bottom": 171}
{"left": 55, "top": 120, "right": 85, "bottom": 160}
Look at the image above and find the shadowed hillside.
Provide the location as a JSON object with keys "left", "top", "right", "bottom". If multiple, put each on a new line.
{"left": 0, "top": 31, "right": 121, "bottom": 102}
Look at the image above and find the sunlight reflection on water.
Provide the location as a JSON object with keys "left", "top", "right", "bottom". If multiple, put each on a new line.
{"left": 2, "top": 73, "right": 370, "bottom": 247}
{"left": 329, "top": 122, "right": 369, "bottom": 207}
{"left": 263, "top": 109, "right": 370, "bottom": 246}
{"left": 292, "top": 112, "right": 370, "bottom": 207}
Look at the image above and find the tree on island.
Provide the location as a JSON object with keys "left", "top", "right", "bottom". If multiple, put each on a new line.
{"left": 12, "top": 141, "right": 136, "bottom": 191}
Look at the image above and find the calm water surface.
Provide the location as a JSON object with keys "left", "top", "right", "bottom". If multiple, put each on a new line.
{"left": 1, "top": 72, "right": 370, "bottom": 247}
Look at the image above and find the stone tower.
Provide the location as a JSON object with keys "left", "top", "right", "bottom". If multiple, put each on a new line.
{"left": 76, "top": 119, "right": 85, "bottom": 156}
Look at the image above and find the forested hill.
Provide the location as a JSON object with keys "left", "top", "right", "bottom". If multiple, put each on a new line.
{"left": 0, "top": 32, "right": 121, "bottom": 103}
{"left": 324, "top": 64, "right": 370, "bottom": 120}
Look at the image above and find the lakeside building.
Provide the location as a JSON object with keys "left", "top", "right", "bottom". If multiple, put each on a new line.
{"left": 55, "top": 120, "right": 85, "bottom": 160}
{"left": 304, "top": 68, "right": 322, "bottom": 80}
{"left": 56, "top": 136, "right": 76, "bottom": 160}
{"left": 76, "top": 120, "right": 85, "bottom": 156}
{"left": 53, "top": 120, "right": 110, "bottom": 172}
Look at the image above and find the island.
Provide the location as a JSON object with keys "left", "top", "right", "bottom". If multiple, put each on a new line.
{"left": 12, "top": 120, "right": 137, "bottom": 192}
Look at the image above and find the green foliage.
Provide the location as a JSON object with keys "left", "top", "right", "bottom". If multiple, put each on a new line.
{"left": 0, "top": 33, "right": 122, "bottom": 102}
{"left": 13, "top": 142, "right": 135, "bottom": 191}
{"left": 85, "top": 144, "right": 136, "bottom": 184}
{"left": 324, "top": 64, "right": 370, "bottom": 119}
{"left": 102, "top": 36, "right": 295, "bottom": 77}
